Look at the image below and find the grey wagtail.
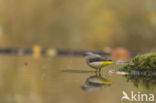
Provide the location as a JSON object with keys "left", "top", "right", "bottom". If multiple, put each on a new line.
{"left": 85, "top": 52, "right": 114, "bottom": 72}
{"left": 81, "top": 74, "right": 112, "bottom": 91}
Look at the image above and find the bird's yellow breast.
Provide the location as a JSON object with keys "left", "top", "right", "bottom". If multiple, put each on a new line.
{"left": 101, "top": 61, "right": 114, "bottom": 66}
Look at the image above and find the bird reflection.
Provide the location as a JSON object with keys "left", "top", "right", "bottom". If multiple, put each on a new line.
{"left": 81, "top": 73, "right": 112, "bottom": 91}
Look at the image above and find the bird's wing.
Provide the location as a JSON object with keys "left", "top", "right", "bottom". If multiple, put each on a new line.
{"left": 88, "top": 57, "right": 112, "bottom": 63}
{"left": 88, "top": 53, "right": 102, "bottom": 58}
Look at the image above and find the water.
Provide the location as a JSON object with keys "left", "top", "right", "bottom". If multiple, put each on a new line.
{"left": 0, "top": 55, "right": 155, "bottom": 103}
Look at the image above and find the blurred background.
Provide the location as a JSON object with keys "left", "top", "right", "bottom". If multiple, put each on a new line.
{"left": 0, "top": 0, "right": 156, "bottom": 103}
{"left": 0, "top": 0, "right": 156, "bottom": 51}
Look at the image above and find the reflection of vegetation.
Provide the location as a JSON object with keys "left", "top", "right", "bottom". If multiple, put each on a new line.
{"left": 124, "top": 75, "right": 156, "bottom": 90}
{"left": 120, "top": 53, "right": 156, "bottom": 73}
{"left": 82, "top": 74, "right": 112, "bottom": 91}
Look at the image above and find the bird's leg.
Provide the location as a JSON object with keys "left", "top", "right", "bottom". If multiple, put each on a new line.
{"left": 99, "top": 72, "right": 101, "bottom": 77}
{"left": 95, "top": 67, "right": 100, "bottom": 76}
{"left": 99, "top": 64, "right": 102, "bottom": 72}
{"left": 95, "top": 69, "right": 99, "bottom": 76}
{"left": 96, "top": 69, "right": 100, "bottom": 76}
{"left": 97, "top": 68, "right": 100, "bottom": 73}
{"left": 97, "top": 71, "right": 101, "bottom": 77}
{"left": 95, "top": 68, "right": 98, "bottom": 73}
{"left": 96, "top": 71, "right": 98, "bottom": 76}
{"left": 99, "top": 67, "right": 102, "bottom": 72}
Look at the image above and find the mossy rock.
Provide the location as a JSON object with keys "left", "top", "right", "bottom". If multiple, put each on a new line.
{"left": 120, "top": 53, "right": 156, "bottom": 73}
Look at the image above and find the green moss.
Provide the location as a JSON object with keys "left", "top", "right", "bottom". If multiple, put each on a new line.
{"left": 120, "top": 53, "right": 156, "bottom": 72}
{"left": 118, "top": 53, "right": 156, "bottom": 90}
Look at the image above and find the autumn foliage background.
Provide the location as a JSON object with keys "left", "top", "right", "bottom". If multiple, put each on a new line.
{"left": 0, "top": 0, "right": 156, "bottom": 51}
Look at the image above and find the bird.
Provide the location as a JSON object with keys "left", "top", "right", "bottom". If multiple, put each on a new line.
{"left": 85, "top": 52, "right": 114, "bottom": 72}
{"left": 81, "top": 74, "right": 112, "bottom": 91}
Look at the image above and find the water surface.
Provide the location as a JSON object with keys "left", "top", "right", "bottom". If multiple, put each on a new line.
{"left": 0, "top": 55, "right": 155, "bottom": 103}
